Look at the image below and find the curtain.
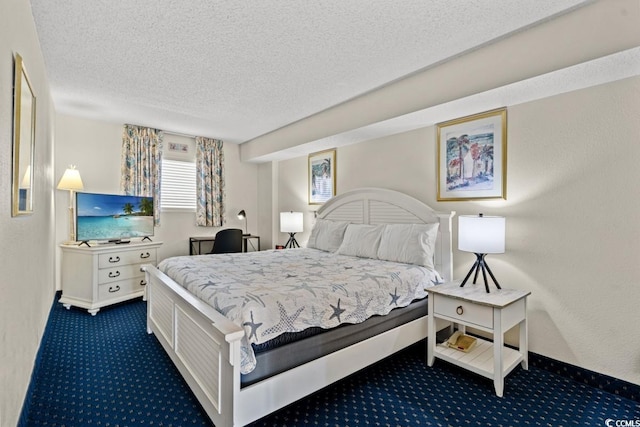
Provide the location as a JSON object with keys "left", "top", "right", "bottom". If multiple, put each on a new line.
{"left": 120, "top": 124, "right": 163, "bottom": 225}
{"left": 195, "top": 137, "right": 225, "bottom": 227}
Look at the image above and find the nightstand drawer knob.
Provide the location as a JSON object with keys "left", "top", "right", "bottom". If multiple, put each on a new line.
{"left": 140, "top": 252, "right": 150, "bottom": 259}
{"left": 108, "top": 271, "right": 120, "bottom": 278}
{"left": 456, "top": 305, "right": 464, "bottom": 315}
{"left": 109, "top": 256, "right": 120, "bottom": 263}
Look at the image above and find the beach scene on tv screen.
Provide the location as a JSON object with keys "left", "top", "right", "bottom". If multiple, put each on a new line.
{"left": 76, "top": 193, "right": 154, "bottom": 241}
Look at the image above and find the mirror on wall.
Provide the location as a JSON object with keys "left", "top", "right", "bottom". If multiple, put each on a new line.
{"left": 12, "top": 53, "right": 36, "bottom": 217}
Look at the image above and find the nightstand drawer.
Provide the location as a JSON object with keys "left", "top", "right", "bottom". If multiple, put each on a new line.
{"left": 434, "top": 294, "right": 493, "bottom": 328}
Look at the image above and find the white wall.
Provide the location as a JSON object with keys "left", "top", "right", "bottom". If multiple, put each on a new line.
{"left": 0, "top": 1, "right": 56, "bottom": 425}
{"left": 277, "top": 76, "right": 640, "bottom": 386}
{"left": 55, "top": 114, "right": 259, "bottom": 288}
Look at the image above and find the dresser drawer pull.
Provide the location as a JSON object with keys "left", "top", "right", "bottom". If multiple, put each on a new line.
{"left": 140, "top": 279, "right": 147, "bottom": 286}
{"left": 108, "top": 285, "right": 121, "bottom": 293}
{"left": 140, "top": 252, "right": 151, "bottom": 259}
{"left": 108, "top": 271, "right": 121, "bottom": 278}
{"left": 109, "top": 256, "right": 121, "bottom": 263}
{"left": 456, "top": 305, "right": 464, "bottom": 315}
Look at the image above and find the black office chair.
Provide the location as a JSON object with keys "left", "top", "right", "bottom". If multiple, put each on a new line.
{"left": 210, "top": 228, "right": 243, "bottom": 254}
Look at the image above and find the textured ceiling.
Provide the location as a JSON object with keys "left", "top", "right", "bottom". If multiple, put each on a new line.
{"left": 31, "top": 0, "right": 592, "bottom": 148}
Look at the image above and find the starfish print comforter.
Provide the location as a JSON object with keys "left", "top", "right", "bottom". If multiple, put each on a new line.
{"left": 157, "top": 248, "right": 442, "bottom": 374}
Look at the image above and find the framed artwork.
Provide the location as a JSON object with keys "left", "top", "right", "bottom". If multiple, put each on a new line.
{"left": 308, "top": 149, "right": 336, "bottom": 204}
{"left": 437, "top": 108, "right": 507, "bottom": 201}
{"left": 168, "top": 142, "right": 188, "bottom": 153}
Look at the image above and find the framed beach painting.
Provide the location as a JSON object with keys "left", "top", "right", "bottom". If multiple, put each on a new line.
{"left": 308, "top": 149, "right": 336, "bottom": 204}
{"left": 437, "top": 108, "right": 507, "bottom": 201}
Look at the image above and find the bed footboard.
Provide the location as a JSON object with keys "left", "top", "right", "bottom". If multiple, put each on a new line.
{"left": 143, "top": 264, "right": 243, "bottom": 427}
{"left": 143, "top": 263, "right": 451, "bottom": 427}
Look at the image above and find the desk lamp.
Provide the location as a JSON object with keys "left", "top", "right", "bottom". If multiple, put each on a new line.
{"left": 237, "top": 210, "right": 249, "bottom": 236}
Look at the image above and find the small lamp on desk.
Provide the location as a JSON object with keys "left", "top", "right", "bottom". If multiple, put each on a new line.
{"left": 237, "top": 210, "right": 249, "bottom": 236}
{"left": 458, "top": 213, "right": 505, "bottom": 293}
{"left": 280, "top": 211, "right": 303, "bottom": 248}
{"left": 57, "top": 166, "right": 84, "bottom": 243}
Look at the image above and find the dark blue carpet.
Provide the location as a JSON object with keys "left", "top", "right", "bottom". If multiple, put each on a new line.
{"left": 21, "top": 297, "right": 639, "bottom": 426}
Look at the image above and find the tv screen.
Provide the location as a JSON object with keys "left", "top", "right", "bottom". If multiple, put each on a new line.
{"left": 75, "top": 192, "right": 154, "bottom": 242}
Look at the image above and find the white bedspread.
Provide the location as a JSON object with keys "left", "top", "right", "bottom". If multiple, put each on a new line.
{"left": 157, "top": 248, "right": 441, "bottom": 374}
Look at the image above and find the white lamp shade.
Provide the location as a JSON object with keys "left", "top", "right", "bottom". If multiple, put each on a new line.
{"left": 280, "top": 211, "right": 303, "bottom": 233}
{"left": 458, "top": 215, "right": 505, "bottom": 254}
{"left": 57, "top": 167, "right": 84, "bottom": 191}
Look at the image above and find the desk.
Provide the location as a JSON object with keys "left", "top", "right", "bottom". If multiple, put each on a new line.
{"left": 190, "top": 235, "right": 260, "bottom": 255}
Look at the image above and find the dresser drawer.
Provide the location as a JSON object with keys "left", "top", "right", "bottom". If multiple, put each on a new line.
{"left": 434, "top": 294, "right": 493, "bottom": 328}
{"left": 98, "top": 249, "right": 156, "bottom": 268}
{"left": 98, "top": 278, "right": 146, "bottom": 302}
{"left": 98, "top": 264, "right": 145, "bottom": 284}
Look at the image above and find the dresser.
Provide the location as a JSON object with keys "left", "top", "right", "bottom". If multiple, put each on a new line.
{"left": 427, "top": 282, "right": 530, "bottom": 397}
{"left": 60, "top": 241, "right": 163, "bottom": 315}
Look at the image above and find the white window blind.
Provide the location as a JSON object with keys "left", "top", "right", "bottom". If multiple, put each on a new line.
{"left": 161, "top": 159, "right": 196, "bottom": 210}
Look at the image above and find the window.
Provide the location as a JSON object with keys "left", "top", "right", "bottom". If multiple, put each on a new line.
{"left": 161, "top": 159, "right": 196, "bottom": 210}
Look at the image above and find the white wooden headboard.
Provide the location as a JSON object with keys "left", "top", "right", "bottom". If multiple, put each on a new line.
{"left": 317, "top": 187, "right": 455, "bottom": 282}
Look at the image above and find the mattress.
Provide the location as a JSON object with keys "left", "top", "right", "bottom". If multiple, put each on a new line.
{"left": 241, "top": 297, "right": 428, "bottom": 386}
{"left": 157, "top": 248, "right": 441, "bottom": 374}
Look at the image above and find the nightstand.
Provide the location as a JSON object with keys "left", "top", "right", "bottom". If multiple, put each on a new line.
{"left": 427, "top": 282, "right": 530, "bottom": 397}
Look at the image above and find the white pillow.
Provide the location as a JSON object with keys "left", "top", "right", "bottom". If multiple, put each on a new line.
{"left": 336, "top": 224, "right": 385, "bottom": 259}
{"left": 377, "top": 223, "right": 439, "bottom": 269}
{"left": 306, "top": 218, "right": 349, "bottom": 252}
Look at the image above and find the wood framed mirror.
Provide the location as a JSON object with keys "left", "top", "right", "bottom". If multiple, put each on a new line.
{"left": 12, "top": 53, "right": 36, "bottom": 217}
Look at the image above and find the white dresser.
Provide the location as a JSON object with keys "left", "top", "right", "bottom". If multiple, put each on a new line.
{"left": 60, "top": 241, "right": 163, "bottom": 315}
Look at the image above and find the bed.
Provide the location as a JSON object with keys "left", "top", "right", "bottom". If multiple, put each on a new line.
{"left": 142, "top": 188, "right": 455, "bottom": 426}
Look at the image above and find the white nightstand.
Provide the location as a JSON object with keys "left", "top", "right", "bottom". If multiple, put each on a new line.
{"left": 427, "top": 282, "right": 530, "bottom": 397}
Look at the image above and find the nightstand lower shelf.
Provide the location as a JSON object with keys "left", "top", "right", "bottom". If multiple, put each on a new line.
{"left": 434, "top": 337, "right": 524, "bottom": 380}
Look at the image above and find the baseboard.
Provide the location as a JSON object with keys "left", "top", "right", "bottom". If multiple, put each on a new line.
{"left": 529, "top": 351, "right": 639, "bottom": 403}
{"left": 17, "top": 291, "right": 62, "bottom": 426}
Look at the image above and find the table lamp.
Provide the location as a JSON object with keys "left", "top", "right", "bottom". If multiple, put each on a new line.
{"left": 57, "top": 166, "right": 84, "bottom": 243}
{"left": 458, "top": 213, "right": 505, "bottom": 292}
{"left": 280, "top": 211, "right": 303, "bottom": 248}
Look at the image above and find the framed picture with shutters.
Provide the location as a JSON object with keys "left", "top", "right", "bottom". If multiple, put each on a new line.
{"left": 308, "top": 149, "right": 336, "bottom": 204}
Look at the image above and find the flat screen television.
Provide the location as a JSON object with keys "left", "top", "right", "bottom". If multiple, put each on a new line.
{"left": 75, "top": 192, "right": 154, "bottom": 244}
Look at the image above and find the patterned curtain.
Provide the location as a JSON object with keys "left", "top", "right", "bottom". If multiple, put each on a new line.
{"left": 120, "top": 124, "right": 163, "bottom": 225}
{"left": 195, "top": 137, "right": 225, "bottom": 227}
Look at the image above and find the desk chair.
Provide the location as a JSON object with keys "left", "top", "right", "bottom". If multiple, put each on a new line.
{"left": 210, "top": 228, "right": 243, "bottom": 254}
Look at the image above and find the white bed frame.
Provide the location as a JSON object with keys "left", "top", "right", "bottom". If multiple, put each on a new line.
{"left": 143, "top": 188, "right": 455, "bottom": 426}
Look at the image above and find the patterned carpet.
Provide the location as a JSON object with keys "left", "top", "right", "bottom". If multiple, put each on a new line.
{"left": 20, "top": 297, "right": 639, "bottom": 426}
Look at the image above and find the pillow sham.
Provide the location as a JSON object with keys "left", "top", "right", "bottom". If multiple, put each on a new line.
{"left": 306, "top": 218, "right": 349, "bottom": 252}
{"left": 336, "top": 224, "right": 385, "bottom": 259}
{"left": 377, "top": 223, "right": 439, "bottom": 270}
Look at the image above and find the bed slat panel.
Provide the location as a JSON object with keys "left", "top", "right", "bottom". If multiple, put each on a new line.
{"left": 175, "top": 306, "right": 223, "bottom": 413}
{"left": 368, "top": 200, "right": 424, "bottom": 224}
{"left": 323, "top": 200, "right": 364, "bottom": 223}
{"left": 150, "top": 282, "right": 174, "bottom": 348}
